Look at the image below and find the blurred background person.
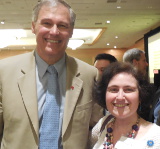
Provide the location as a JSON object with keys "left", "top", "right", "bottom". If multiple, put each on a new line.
{"left": 93, "top": 53, "right": 117, "bottom": 116}
{"left": 149, "top": 86, "right": 160, "bottom": 124}
{"left": 123, "top": 48, "right": 156, "bottom": 119}
{"left": 90, "top": 62, "right": 160, "bottom": 149}
{"left": 123, "top": 48, "right": 148, "bottom": 78}
{"left": 94, "top": 53, "right": 117, "bottom": 74}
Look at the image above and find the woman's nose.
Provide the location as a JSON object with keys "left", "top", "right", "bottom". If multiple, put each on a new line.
{"left": 116, "top": 90, "right": 125, "bottom": 100}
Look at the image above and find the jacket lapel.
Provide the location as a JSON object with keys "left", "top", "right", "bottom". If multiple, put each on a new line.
{"left": 17, "top": 52, "right": 39, "bottom": 142}
{"left": 62, "top": 56, "right": 83, "bottom": 136}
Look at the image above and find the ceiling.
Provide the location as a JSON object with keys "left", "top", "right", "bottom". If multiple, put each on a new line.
{"left": 0, "top": 0, "right": 160, "bottom": 50}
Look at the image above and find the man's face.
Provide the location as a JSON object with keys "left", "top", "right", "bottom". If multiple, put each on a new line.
{"left": 94, "top": 59, "right": 111, "bottom": 74}
{"left": 32, "top": 4, "right": 73, "bottom": 64}
{"left": 135, "top": 53, "right": 148, "bottom": 75}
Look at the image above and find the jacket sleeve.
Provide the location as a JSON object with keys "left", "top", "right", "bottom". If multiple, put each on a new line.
{"left": 0, "top": 81, "right": 3, "bottom": 146}
{"left": 89, "top": 69, "right": 103, "bottom": 127}
{"left": 88, "top": 117, "right": 101, "bottom": 149}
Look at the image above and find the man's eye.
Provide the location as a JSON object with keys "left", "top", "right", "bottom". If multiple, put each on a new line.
{"left": 43, "top": 22, "right": 51, "bottom": 26}
{"left": 58, "top": 25, "right": 68, "bottom": 29}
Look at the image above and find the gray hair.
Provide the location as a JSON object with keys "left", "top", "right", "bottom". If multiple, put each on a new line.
{"left": 32, "top": 0, "right": 76, "bottom": 26}
{"left": 123, "top": 48, "right": 145, "bottom": 64}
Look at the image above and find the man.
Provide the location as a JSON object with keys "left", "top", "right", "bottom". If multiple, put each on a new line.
{"left": 149, "top": 86, "right": 160, "bottom": 124}
{"left": 0, "top": 0, "right": 100, "bottom": 149}
{"left": 93, "top": 53, "right": 117, "bottom": 116}
{"left": 123, "top": 48, "right": 157, "bottom": 122}
{"left": 94, "top": 53, "right": 117, "bottom": 74}
{"left": 123, "top": 48, "right": 148, "bottom": 77}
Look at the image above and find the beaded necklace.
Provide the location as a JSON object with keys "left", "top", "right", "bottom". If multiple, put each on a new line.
{"left": 103, "top": 116, "right": 140, "bottom": 149}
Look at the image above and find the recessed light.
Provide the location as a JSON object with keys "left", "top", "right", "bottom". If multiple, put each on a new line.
{"left": 1, "top": 21, "right": 5, "bottom": 24}
{"left": 107, "top": 43, "right": 110, "bottom": 46}
{"left": 106, "top": 20, "right": 111, "bottom": 24}
{"left": 117, "top": 6, "right": 121, "bottom": 9}
{"left": 114, "top": 46, "right": 117, "bottom": 48}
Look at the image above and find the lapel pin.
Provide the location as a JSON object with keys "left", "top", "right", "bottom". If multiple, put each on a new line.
{"left": 71, "top": 86, "right": 74, "bottom": 90}
{"left": 147, "top": 140, "right": 154, "bottom": 147}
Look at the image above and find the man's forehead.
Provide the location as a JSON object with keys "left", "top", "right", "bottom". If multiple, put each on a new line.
{"left": 138, "top": 52, "right": 144, "bottom": 58}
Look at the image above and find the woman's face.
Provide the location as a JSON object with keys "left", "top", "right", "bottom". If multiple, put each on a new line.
{"left": 106, "top": 72, "right": 139, "bottom": 119}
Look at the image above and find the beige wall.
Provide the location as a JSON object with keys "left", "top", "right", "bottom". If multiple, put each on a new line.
{"left": 0, "top": 50, "right": 32, "bottom": 60}
{"left": 66, "top": 48, "right": 127, "bottom": 65}
{"left": 129, "top": 38, "right": 144, "bottom": 51}
{"left": 66, "top": 38, "right": 144, "bottom": 65}
{"left": 0, "top": 38, "right": 144, "bottom": 65}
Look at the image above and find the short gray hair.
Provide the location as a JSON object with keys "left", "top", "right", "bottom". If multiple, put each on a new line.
{"left": 123, "top": 48, "right": 145, "bottom": 64}
{"left": 32, "top": 0, "right": 76, "bottom": 26}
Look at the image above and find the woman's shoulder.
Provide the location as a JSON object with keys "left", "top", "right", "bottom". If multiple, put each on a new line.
{"left": 139, "top": 120, "right": 160, "bottom": 137}
{"left": 96, "top": 114, "right": 114, "bottom": 130}
{"left": 89, "top": 114, "right": 114, "bottom": 149}
{"left": 149, "top": 123, "right": 160, "bottom": 133}
{"left": 92, "top": 115, "right": 109, "bottom": 132}
{"left": 143, "top": 123, "right": 160, "bottom": 148}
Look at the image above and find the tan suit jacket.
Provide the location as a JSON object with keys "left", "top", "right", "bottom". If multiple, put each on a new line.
{"left": 0, "top": 51, "right": 101, "bottom": 149}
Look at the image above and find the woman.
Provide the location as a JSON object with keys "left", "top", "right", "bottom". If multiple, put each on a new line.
{"left": 90, "top": 62, "right": 160, "bottom": 149}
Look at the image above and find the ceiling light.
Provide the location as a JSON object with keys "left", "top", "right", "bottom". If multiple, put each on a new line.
{"left": 0, "top": 36, "right": 16, "bottom": 48}
{"left": 114, "top": 46, "right": 117, "bottom": 48}
{"left": 71, "top": 28, "right": 103, "bottom": 44}
{"left": 106, "top": 20, "right": 111, "bottom": 24}
{"left": 0, "top": 28, "right": 104, "bottom": 49}
{"left": 0, "top": 29, "right": 27, "bottom": 48}
{"left": 1, "top": 21, "right": 5, "bottom": 24}
{"left": 68, "top": 39, "right": 84, "bottom": 50}
{"left": 115, "top": 36, "right": 118, "bottom": 38}
{"left": 107, "top": 43, "right": 110, "bottom": 45}
{"left": 117, "top": 6, "right": 121, "bottom": 9}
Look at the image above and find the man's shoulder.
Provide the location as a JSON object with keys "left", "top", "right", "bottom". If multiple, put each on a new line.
{"left": 0, "top": 51, "right": 34, "bottom": 66}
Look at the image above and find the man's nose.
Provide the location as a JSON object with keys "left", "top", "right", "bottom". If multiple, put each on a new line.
{"left": 50, "top": 25, "right": 60, "bottom": 35}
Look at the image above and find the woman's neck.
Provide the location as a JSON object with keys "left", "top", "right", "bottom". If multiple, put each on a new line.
{"left": 114, "top": 114, "right": 139, "bottom": 133}
{"left": 103, "top": 114, "right": 141, "bottom": 148}
{"left": 112, "top": 114, "right": 140, "bottom": 145}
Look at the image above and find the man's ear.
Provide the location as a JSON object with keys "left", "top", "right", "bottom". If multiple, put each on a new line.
{"left": 132, "top": 59, "right": 138, "bottom": 66}
{"left": 31, "top": 22, "right": 36, "bottom": 34}
{"left": 69, "top": 27, "right": 73, "bottom": 38}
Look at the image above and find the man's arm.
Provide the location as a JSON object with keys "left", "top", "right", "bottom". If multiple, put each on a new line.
{"left": 89, "top": 69, "right": 104, "bottom": 128}
{"left": 0, "top": 83, "right": 3, "bottom": 145}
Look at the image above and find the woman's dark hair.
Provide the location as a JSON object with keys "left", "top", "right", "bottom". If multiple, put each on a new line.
{"left": 93, "top": 62, "right": 154, "bottom": 120}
